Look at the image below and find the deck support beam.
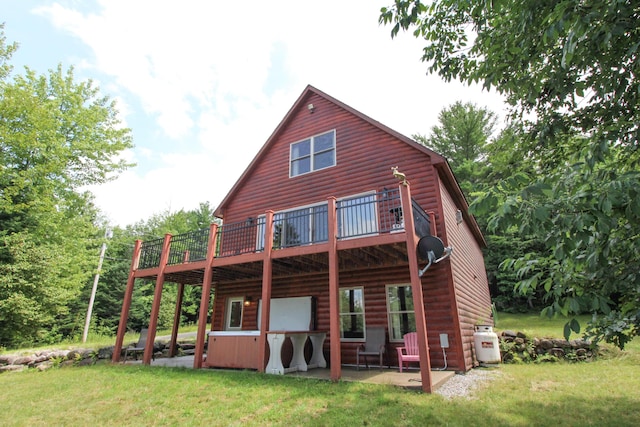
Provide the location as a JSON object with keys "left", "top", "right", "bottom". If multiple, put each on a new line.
{"left": 258, "top": 211, "right": 275, "bottom": 373}
{"left": 169, "top": 283, "right": 184, "bottom": 357}
{"left": 327, "top": 197, "right": 342, "bottom": 381}
{"left": 195, "top": 223, "right": 218, "bottom": 368}
{"left": 112, "top": 240, "right": 143, "bottom": 363}
{"left": 144, "top": 234, "right": 172, "bottom": 365}
{"left": 400, "top": 183, "right": 433, "bottom": 393}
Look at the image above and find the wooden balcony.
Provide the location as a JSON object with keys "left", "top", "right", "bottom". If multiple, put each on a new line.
{"left": 132, "top": 188, "right": 433, "bottom": 286}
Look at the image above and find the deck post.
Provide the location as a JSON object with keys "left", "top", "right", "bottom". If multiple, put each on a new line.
{"left": 144, "top": 233, "right": 172, "bottom": 365}
{"left": 400, "top": 183, "right": 433, "bottom": 393}
{"left": 258, "top": 211, "right": 274, "bottom": 373}
{"left": 112, "top": 239, "right": 142, "bottom": 363}
{"left": 327, "top": 197, "right": 341, "bottom": 381}
{"left": 194, "top": 223, "right": 218, "bottom": 368}
{"left": 169, "top": 283, "right": 185, "bottom": 357}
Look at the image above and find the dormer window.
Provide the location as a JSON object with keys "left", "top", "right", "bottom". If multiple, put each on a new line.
{"left": 290, "top": 130, "right": 336, "bottom": 177}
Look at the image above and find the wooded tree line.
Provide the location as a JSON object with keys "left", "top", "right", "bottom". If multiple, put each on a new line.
{"left": 0, "top": 26, "right": 217, "bottom": 349}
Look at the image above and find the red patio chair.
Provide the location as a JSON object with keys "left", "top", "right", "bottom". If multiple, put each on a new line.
{"left": 396, "top": 332, "right": 419, "bottom": 372}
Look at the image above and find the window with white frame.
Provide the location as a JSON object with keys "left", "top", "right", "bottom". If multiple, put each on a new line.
{"left": 225, "top": 297, "right": 244, "bottom": 330}
{"left": 339, "top": 287, "right": 365, "bottom": 340}
{"left": 386, "top": 284, "right": 416, "bottom": 341}
{"left": 290, "top": 130, "right": 336, "bottom": 177}
{"left": 338, "top": 192, "right": 378, "bottom": 238}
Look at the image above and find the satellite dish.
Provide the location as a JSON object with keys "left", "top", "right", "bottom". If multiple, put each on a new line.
{"left": 417, "top": 235, "right": 445, "bottom": 261}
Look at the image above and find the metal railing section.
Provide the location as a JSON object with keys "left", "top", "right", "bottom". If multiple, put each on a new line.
{"left": 138, "top": 237, "right": 164, "bottom": 270}
{"left": 272, "top": 204, "right": 329, "bottom": 250}
{"left": 336, "top": 188, "right": 404, "bottom": 239}
{"left": 135, "top": 188, "right": 430, "bottom": 268}
{"left": 216, "top": 216, "right": 265, "bottom": 257}
{"left": 167, "top": 228, "right": 210, "bottom": 265}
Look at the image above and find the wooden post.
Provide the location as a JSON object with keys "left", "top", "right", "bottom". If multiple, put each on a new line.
{"left": 194, "top": 223, "right": 218, "bottom": 369}
{"left": 400, "top": 184, "right": 433, "bottom": 393}
{"left": 428, "top": 211, "right": 437, "bottom": 236}
{"left": 327, "top": 197, "right": 341, "bottom": 381}
{"left": 112, "top": 240, "right": 142, "bottom": 363}
{"left": 258, "top": 211, "right": 274, "bottom": 373}
{"left": 144, "top": 234, "right": 172, "bottom": 365}
{"left": 169, "top": 283, "right": 185, "bottom": 357}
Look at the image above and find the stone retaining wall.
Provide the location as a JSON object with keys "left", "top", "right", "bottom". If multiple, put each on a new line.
{"left": 499, "top": 330, "right": 597, "bottom": 363}
{"left": 0, "top": 341, "right": 196, "bottom": 373}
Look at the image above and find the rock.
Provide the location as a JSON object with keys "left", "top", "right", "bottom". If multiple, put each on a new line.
{"left": 0, "top": 355, "right": 17, "bottom": 365}
{"left": 77, "top": 358, "right": 95, "bottom": 366}
{"left": 97, "top": 346, "right": 113, "bottom": 360}
{"left": 0, "top": 364, "right": 26, "bottom": 373}
{"left": 49, "top": 350, "right": 70, "bottom": 359}
{"left": 36, "top": 361, "right": 54, "bottom": 371}
{"left": 549, "top": 347, "right": 565, "bottom": 358}
{"left": 516, "top": 331, "right": 527, "bottom": 339}
{"left": 501, "top": 330, "right": 517, "bottom": 338}
{"left": 539, "top": 339, "right": 554, "bottom": 350}
{"left": 13, "top": 356, "right": 35, "bottom": 366}
{"left": 551, "top": 339, "right": 570, "bottom": 347}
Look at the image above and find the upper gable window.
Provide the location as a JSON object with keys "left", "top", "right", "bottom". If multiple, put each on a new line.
{"left": 290, "top": 130, "right": 336, "bottom": 177}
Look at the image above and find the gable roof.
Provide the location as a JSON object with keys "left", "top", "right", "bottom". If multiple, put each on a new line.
{"left": 214, "top": 85, "right": 485, "bottom": 246}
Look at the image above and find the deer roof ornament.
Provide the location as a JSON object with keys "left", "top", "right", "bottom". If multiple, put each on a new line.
{"left": 391, "top": 166, "right": 408, "bottom": 186}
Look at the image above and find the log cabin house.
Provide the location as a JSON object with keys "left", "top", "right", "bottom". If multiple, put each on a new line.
{"left": 112, "top": 85, "right": 493, "bottom": 393}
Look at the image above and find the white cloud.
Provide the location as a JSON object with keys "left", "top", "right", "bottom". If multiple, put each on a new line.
{"left": 36, "top": 1, "right": 506, "bottom": 226}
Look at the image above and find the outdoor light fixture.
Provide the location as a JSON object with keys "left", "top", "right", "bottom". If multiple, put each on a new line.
{"left": 308, "top": 103, "right": 315, "bottom": 113}
{"left": 244, "top": 296, "right": 253, "bottom": 306}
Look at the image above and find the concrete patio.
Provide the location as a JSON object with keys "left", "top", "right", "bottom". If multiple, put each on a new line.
{"left": 126, "top": 355, "right": 455, "bottom": 391}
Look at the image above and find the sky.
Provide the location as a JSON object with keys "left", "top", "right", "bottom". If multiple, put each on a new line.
{"left": 3, "top": 0, "right": 506, "bottom": 227}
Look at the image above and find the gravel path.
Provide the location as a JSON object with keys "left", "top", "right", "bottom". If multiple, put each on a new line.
{"left": 435, "top": 368, "right": 502, "bottom": 399}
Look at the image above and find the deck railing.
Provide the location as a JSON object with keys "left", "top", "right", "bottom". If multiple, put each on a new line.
{"left": 138, "top": 237, "right": 165, "bottom": 270}
{"left": 136, "top": 188, "right": 430, "bottom": 268}
{"left": 167, "top": 228, "right": 210, "bottom": 265}
{"left": 216, "top": 217, "right": 265, "bottom": 257}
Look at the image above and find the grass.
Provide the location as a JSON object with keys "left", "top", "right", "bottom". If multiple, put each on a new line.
{"left": 1, "top": 314, "right": 639, "bottom": 426}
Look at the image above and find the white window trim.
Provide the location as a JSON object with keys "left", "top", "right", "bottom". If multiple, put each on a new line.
{"left": 225, "top": 297, "right": 244, "bottom": 330}
{"left": 385, "top": 283, "right": 416, "bottom": 342}
{"left": 289, "top": 129, "right": 336, "bottom": 178}
{"left": 337, "top": 190, "right": 379, "bottom": 239}
{"left": 339, "top": 286, "right": 366, "bottom": 342}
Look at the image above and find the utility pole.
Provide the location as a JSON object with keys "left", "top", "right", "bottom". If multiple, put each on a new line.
{"left": 82, "top": 228, "right": 113, "bottom": 343}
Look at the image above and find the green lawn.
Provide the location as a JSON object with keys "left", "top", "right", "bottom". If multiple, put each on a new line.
{"left": 1, "top": 314, "right": 638, "bottom": 426}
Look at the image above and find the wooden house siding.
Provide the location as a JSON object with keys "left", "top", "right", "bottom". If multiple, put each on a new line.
{"left": 210, "top": 261, "right": 460, "bottom": 368}
{"left": 217, "top": 92, "right": 441, "bottom": 225}
{"left": 438, "top": 179, "right": 492, "bottom": 370}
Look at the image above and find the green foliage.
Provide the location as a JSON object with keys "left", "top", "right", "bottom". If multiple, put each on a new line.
{"left": 415, "top": 101, "right": 547, "bottom": 311}
{"left": 0, "top": 28, "right": 133, "bottom": 348}
{"left": 414, "top": 101, "right": 496, "bottom": 166}
{"left": 381, "top": 0, "right": 640, "bottom": 348}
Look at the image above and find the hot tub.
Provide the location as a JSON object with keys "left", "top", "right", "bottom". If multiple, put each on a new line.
{"left": 205, "top": 331, "right": 261, "bottom": 369}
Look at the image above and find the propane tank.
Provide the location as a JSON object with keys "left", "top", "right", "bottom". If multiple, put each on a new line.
{"left": 473, "top": 325, "right": 501, "bottom": 364}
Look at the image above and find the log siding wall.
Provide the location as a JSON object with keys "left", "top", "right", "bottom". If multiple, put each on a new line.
{"left": 208, "top": 88, "right": 489, "bottom": 372}
{"left": 438, "top": 179, "right": 492, "bottom": 370}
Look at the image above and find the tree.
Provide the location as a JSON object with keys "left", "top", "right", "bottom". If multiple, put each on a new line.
{"left": 417, "top": 103, "right": 547, "bottom": 312}
{"left": 414, "top": 101, "right": 496, "bottom": 196}
{"left": 380, "top": 1, "right": 640, "bottom": 347}
{"left": 0, "top": 28, "right": 133, "bottom": 347}
{"left": 416, "top": 101, "right": 496, "bottom": 165}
